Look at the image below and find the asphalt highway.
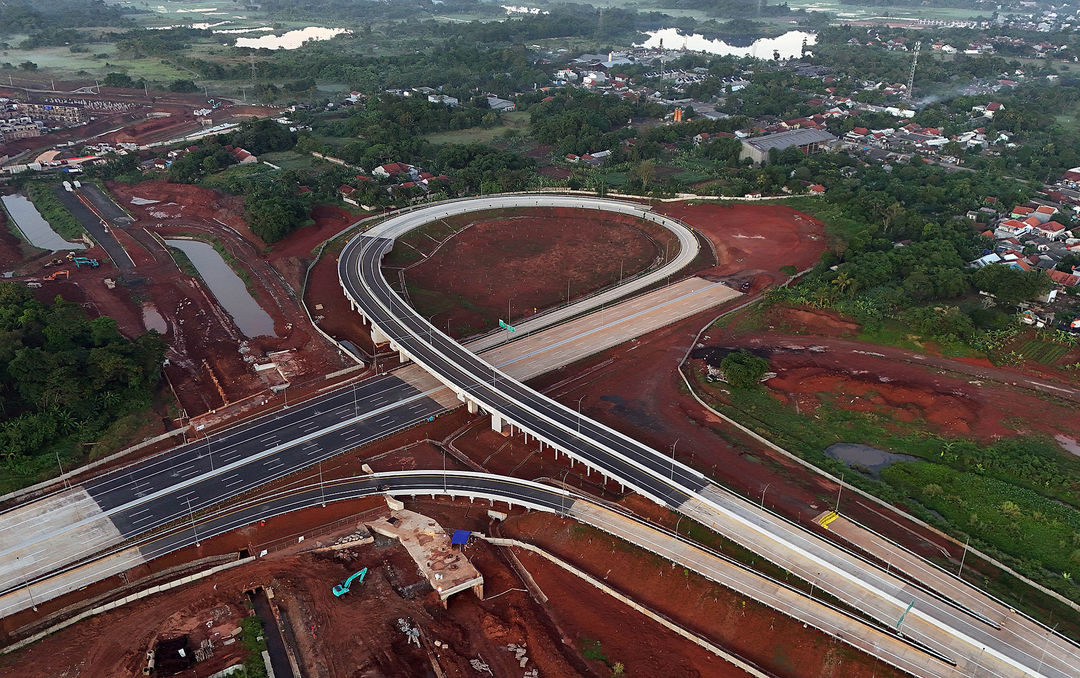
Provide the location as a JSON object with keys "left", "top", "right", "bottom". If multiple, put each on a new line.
{"left": 338, "top": 196, "right": 1080, "bottom": 678}
{"left": 0, "top": 374, "right": 445, "bottom": 594}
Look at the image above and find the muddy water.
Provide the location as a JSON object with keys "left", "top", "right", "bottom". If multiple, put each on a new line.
{"left": 234, "top": 26, "right": 349, "bottom": 49}
{"left": 1, "top": 194, "right": 87, "bottom": 251}
{"left": 165, "top": 239, "right": 275, "bottom": 337}
{"left": 141, "top": 304, "right": 168, "bottom": 334}
{"left": 1055, "top": 435, "right": 1080, "bottom": 458}
{"left": 824, "top": 443, "right": 918, "bottom": 477}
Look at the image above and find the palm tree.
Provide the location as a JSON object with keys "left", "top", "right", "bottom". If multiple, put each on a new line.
{"left": 831, "top": 271, "right": 855, "bottom": 295}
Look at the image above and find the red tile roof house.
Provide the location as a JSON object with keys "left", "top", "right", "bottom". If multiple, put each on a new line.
{"left": 339, "top": 185, "right": 359, "bottom": 206}
{"left": 228, "top": 146, "right": 258, "bottom": 164}
{"left": 373, "top": 162, "right": 412, "bottom": 178}
{"left": 1032, "top": 205, "right": 1058, "bottom": 223}
{"left": 1036, "top": 221, "right": 1069, "bottom": 239}
{"left": 1010, "top": 205, "right": 1035, "bottom": 218}
{"left": 1048, "top": 269, "right": 1080, "bottom": 287}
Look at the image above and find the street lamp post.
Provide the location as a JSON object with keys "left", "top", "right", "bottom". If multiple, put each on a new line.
{"left": 576, "top": 396, "right": 586, "bottom": 433}
{"left": 760, "top": 483, "right": 771, "bottom": 509}
{"left": 205, "top": 434, "right": 213, "bottom": 471}
{"left": 55, "top": 450, "right": 69, "bottom": 490}
{"left": 186, "top": 497, "right": 200, "bottom": 547}
{"left": 670, "top": 439, "right": 679, "bottom": 481}
{"left": 561, "top": 469, "right": 570, "bottom": 516}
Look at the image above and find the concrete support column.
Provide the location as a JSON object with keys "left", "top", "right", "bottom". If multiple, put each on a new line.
{"left": 467, "top": 399, "right": 478, "bottom": 415}
{"left": 491, "top": 412, "right": 505, "bottom": 433}
{"left": 371, "top": 326, "right": 388, "bottom": 344}
{"left": 398, "top": 347, "right": 408, "bottom": 363}
{"left": 473, "top": 582, "right": 484, "bottom": 600}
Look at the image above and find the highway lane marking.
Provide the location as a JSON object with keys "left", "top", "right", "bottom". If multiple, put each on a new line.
{"left": 62, "top": 385, "right": 378, "bottom": 501}
{"left": 223, "top": 476, "right": 244, "bottom": 488}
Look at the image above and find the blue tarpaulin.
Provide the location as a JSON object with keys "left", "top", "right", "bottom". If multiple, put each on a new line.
{"left": 451, "top": 530, "right": 470, "bottom": 545}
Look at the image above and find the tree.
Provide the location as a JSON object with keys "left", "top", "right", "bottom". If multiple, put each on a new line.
{"left": 720, "top": 350, "right": 769, "bottom": 388}
{"left": 972, "top": 265, "right": 1051, "bottom": 307}
{"left": 103, "top": 72, "right": 135, "bottom": 88}
{"left": 634, "top": 159, "right": 656, "bottom": 190}
{"left": 168, "top": 78, "right": 199, "bottom": 93}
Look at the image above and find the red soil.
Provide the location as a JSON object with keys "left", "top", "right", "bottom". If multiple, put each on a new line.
{"left": 396, "top": 207, "right": 678, "bottom": 339}
{"left": 769, "top": 305, "right": 860, "bottom": 337}
{"left": 721, "top": 331, "right": 1080, "bottom": 443}
{"left": 655, "top": 202, "right": 827, "bottom": 291}
{"left": 80, "top": 181, "right": 351, "bottom": 420}
{"left": 265, "top": 203, "right": 360, "bottom": 292}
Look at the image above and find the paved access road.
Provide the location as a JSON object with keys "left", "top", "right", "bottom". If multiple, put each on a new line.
{"left": 52, "top": 185, "right": 134, "bottom": 270}
{"left": 340, "top": 195, "right": 1080, "bottom": 678}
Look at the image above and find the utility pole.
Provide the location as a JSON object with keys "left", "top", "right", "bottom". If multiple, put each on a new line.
{"left": 958, "top": 535, "right": 970, "bottom": 576}
{"left": 835, "top": 473, "right": 844, "bottom": 513}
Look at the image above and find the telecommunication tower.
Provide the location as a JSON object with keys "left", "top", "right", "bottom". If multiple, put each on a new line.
{"left": 907, "top": 40, "right": 921, "bottom": 102}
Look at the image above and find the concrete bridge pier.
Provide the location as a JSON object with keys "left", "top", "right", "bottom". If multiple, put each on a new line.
{"left": 371, "top": 326, "right": 388, "bottom": 345}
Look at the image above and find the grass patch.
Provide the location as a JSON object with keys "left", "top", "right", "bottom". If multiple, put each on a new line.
{"left": 239, "top": 615, "right": 269, "bottom": 678}
{"left": 425, "top": 110, "right": 530, "bottom": 145}
{"left": 165, "top": 244, "right": 200, "bottom": 278}
{"left": 692, "top": 372, "right": 1080, "bottom": 609}
{"left": 883, "top": 462, "right": 1080, "bottom": 575}
{"left": 260, "top": 150, "right": 320, "bottom": 171}
{"left": 23, "top": 182, "right": 85, "bottom": 241}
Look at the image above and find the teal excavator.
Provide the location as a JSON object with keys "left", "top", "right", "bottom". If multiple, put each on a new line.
{"left": 332, "top": 567, "right": 368, "bottom": 597}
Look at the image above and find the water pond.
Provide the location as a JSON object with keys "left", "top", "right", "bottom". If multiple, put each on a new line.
{"left": 636, "top": 29, "right": 816, "bottom": 60}
{"left": 1, "top": 194, "right": 86, "bottom": 251}
{"left": 824, "top": 443, "right": 918, "bottom": 477}
{"left": 165, "top": 239, "right": 275, "bottom": 337}
{"left": 234, "top": 26, "right": 350, "bottom": 50}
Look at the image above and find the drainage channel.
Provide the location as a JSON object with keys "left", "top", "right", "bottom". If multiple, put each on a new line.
{"left": 249, "top": 587, "right": 294, "bottom": 678}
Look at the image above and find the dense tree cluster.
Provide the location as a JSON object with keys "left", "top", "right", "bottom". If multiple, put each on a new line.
{"left": 0, "top": 0, "right": 132, "bottom": 34}
{"left": 0, "top": 284, "right": 165, "bottom": 468}
{"left": 525, "top": 90, "right": 665, "bottom": 155}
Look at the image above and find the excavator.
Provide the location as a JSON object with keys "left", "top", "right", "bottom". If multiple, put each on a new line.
{"left": 332, "top": 567, "right": 367, "bottom": 597}
{"left": 43, "top": 270, "right": 70, "bottom": 281}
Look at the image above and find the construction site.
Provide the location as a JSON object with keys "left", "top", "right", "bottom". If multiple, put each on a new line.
{"left": 1, "top": 166, "right": 1078, "bottom": 678}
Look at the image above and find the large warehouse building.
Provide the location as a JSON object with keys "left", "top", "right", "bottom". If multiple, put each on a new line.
{"left": 739, "top": 128, "right": 837, "bottom": 165}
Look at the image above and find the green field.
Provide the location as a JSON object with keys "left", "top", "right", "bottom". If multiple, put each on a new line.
{"left": 425, "top": 111, "right": 531, "bottom": 145}
{"left": 260, "top": 150, "right": 321, "bottom": 171}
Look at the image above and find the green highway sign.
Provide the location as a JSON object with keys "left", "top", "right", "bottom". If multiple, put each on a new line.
{"left": 499, "top": 319, "right": 516, "bottom": 333}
